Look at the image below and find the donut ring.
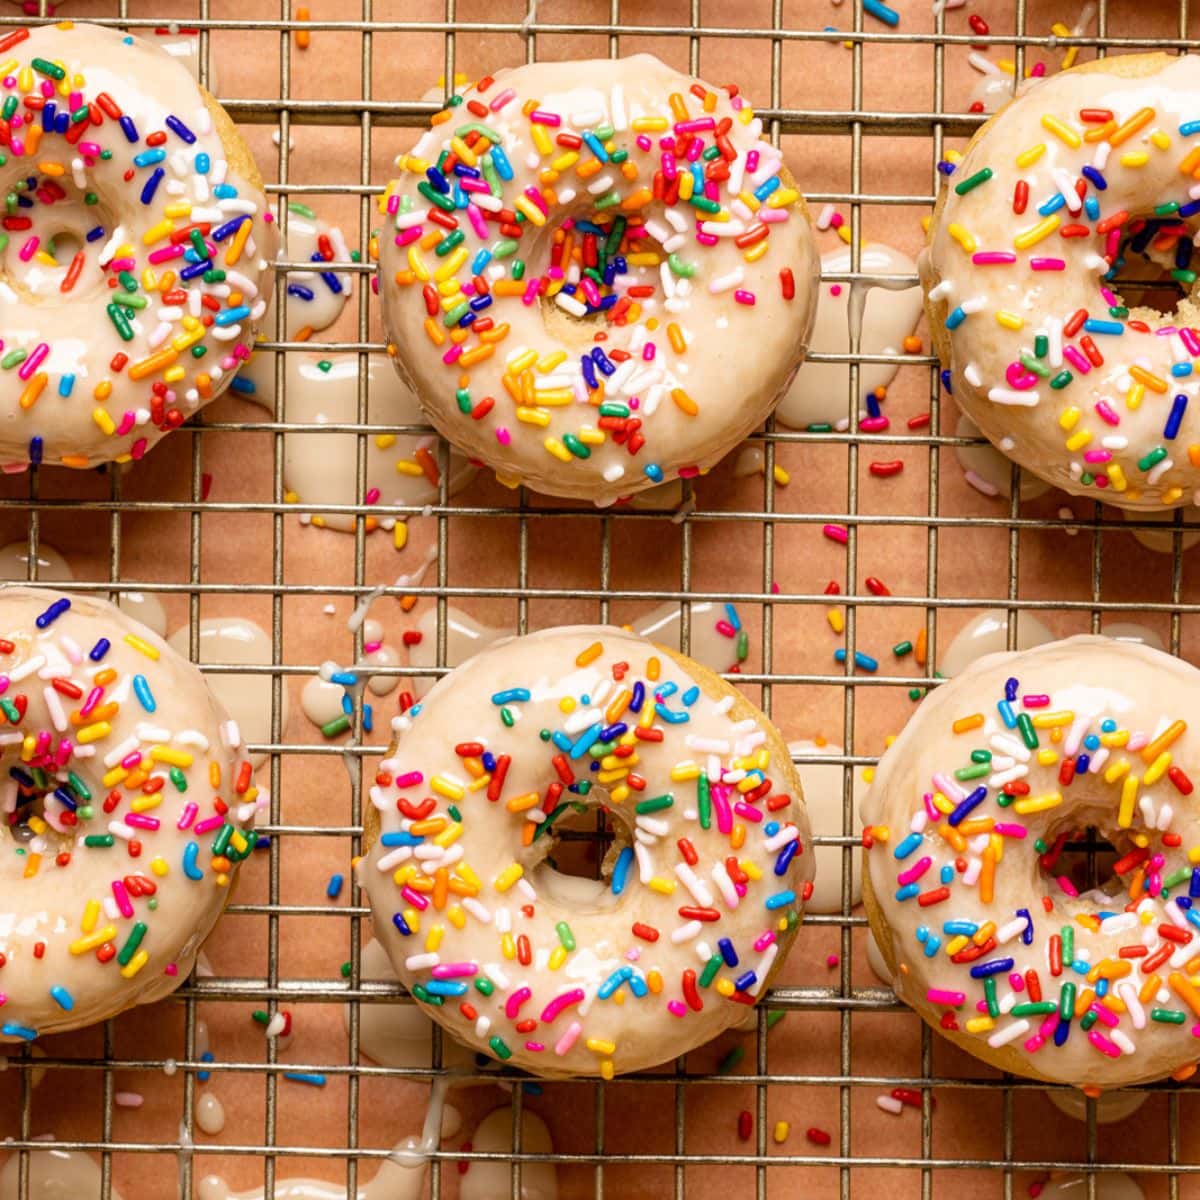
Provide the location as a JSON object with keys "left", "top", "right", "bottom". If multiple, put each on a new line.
{"left": 922, "top": 53, "right": 1200, "bottom": 509}
{"left": 378, "top": 54, "right": 818, "bottom": 504}
{"left": 360, "top": 625, "right": 812, "bottom": 1078}
{"left": 863, "top": 635, "right": 1200, "bottom": 1088}
{"left": 0, "top": 22, "right": 277, "bottom": 468}
{"left": 0, "top": 585, "right": 260, "bottom": 1041}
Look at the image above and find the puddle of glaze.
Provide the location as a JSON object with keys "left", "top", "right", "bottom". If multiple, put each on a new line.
{"left": 302, "top": 676, "right": 347, "bottom": 728}
{"left": 1101, "top": 623, "right": 1166, "bottom": 653}
{"left": 1046, "top": 1088, "right": 1148, "bottom": 1125}
{"left": 116, "top": 591, "right": 169, "bottom": 639}
{"left": 777, "top": 244, "right": 921, "bottom": 430}
{"left": 347, "top": 939, "right": 474, "bottom": 1072}
{"left": 153, "top": 28, "right": 216, "bottom": 91}
{"left": 955, "top": 412, "right": 1051, "bottom": 501}
{"left": 1123, "top": 508, "right": 1200, "bottom": 554}
{"left": 196, "top": 1093, "right": 226, "bottom": 1136}
{"left": 967, "top": 72, "right": 1018, "bottom": 114}
{"left": 268, "top": 206, "right": 354, "bottom": 339}
{"left": 408, "top": 607, "right": 512, "bottom": 697}
{"left": 0, "top": 1145, "right": 126, "bottom": 1200}
{"left": 459, "top": 1107, "right": 558, "bottom": 1200}
{"left": 0, "top": 542, "right": 72, "bottom": 582}
{"left": 631, "top": 600, "right": 746, "bottom": 675}
{"left": 166, "top": 618, "right": 288, "bottom": 768}
{"left": 938, "top": 609, "right": 1055, "bottom": 679}
{"left": 1038, "top": 1174, "right": 1143, "bottom": 1200}
{"left": 238, "top": 353, "right": 475, "bottom": 533}
{"left": 788, "top": 741, "right": 865, "bottom": 913}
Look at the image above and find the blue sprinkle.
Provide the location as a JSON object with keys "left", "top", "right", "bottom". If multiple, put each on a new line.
{"left": 923, "top": 935, "right": 941, "bottom": 957}
{"left": 1083, "top": 734, "right": 1100, "bottom": 751}
{"left": 733, "top": 970, "right": 758, "bottom": 992}
{"left": 611, "top": 846, "right": 634, "bottom": 895}
{"left": 57, "top": 375, "right": 75, "bottom": 398}
{"left": 569, "top": 722, "right": 603, "bottom": 759}
{"left": 132, "top": 674, "right": 156, "bottom": 713}
{"left": 1004, "top": 677, "right": 1019, "bottom": 702}
{"left": 598, "top": 967, "right": 629, "bottom": 999}
{"left": 895, "top": 883, "right": 920, "bottom": 901}
{"left": 119, "top": 115, "right": 139, "bottom": 143}
{"left": 1165, "top": 393, "right": 1188, "bottom": 440}
{"left": 182, "top": 842, "right": 203, "bottom": 880}
{"left": 940, "top": 865, "right": 954, "bottom": 885}
{"left": 1181, "top": 120, "right": 1200, "bottom": 136}
{"left": 165, "top": 115, "right": 196, "bottom": 144}
{"left": 1054, "top": 1018, "right": 1071, "bottom": 1046}
{"left": 944, "top": 920, "right": 978, "bottom": 936}
{"left": 1082, "top": 319, "right": 1124, "bottom": 335}
{"left": 330, "top": 671, "right": 357, "bottom": 686}
{"left": 723, "top": 602, "right": 741, "bottom": 631}
{"left": 29, "top": 436, "right": 43, "bottom": 466}
{"left": 893, "top": 832, "right": 923, "bottom": 860}
{"left": 644, "top": 463, "right": 663, "bottom": 483}
{"left": 380, "top": 831, "right": 423, "bottom": 847}
{"left": 862, "top": 0, "right": 900, "bottom": 23}
{"left": 1084, "top": 196, "right": 1100, "bottom": 220}
{"left": 215, "top": 305, "right": 251, "bottom": 328}
{"left": 363, "top": 705, "right": 373, "bottom": 734}
{"left": 582, "top": 131, "right": 609, "bottom": 162}
{"left": 656, "top": 681, "right": 678, "bottom": 700}
{"left": 341, "top": 694, "right": 353, "bottom": 715}
{"left": 212, "top": 215, "right": 249, "bottom": 242}
{"left": 52, "top": 788, "right": 77, "bottom": 812}
{"left": 35, "top": 598, "right": 70, "bottom": 628}
{"left": 1180, "top": 198, "right": 1200, "bottom": 219}
{"left": 654, "top": 704, "right": 689, "bottom": 725}
{"left": 764, "top": 889, "right": 796, "bottom": 910}
{"left": 753, "top": 175, "right": 781, "bottom": 203}
{"left": 681, "top": 686, "right": 700, "bottom": 707}
{"left": 198, "top": 1050, "right": 214, "bottom": 1081}
{"left": 287, "top": 284, "right": 316, "bottom": 302}
{"left": 89, "top": 637, "right": 110, "bottom": 662}
{"left": 599, "top": 722, "right": 627, "bottom": 743}
{"left": 969, "top": 957, "right": 1014, "bottom": 979}
{"left": 997, "top": 699, "right": 1017, "bottom": 728}
{"left": 627, "top": 970, "right": 648, "bottom": 998}
{"left": 195, "top": 152, "right": 211, "bottom": 173}
{"left": 1075, "top": 752, "right": 1090, "bottom": 774}
{"left": 550, "top": 731, "right": 572, "bottom": 753}
{"left": 1016, "top": 907, "right": 1034, "bottom": 945}
{"left": 1037, "top": 192, "right": 1066, "bottom": 217}
{"left": 591, "top": 347, "right": 616, "bottom": 376}
{"left": 471, "top": 249, "right": 492, "bottom": 274}
{"left": 1080, "top": 164, "right": 1107, "bottom": 191}
{"left": 283, "top": 1072, "right": 327, "bottom": 1086}
{"left": 140, "top": 167, "right": 165, "bottom": 205}
{"left": 491, "top": 688, "right": 531, "bottom": 705}
{"left": 133, "top": 148, "right": 166, "bottom": 168}
{"left": 392, "top": 912, "right": 412, "bottom": 936}
{"left": 49, "top": 986, "right": 73, "bottom": 1011}
{"left": 426, "top": 980, "right": 469, "bottom": 997}
{"left": 491, "top": 146, "right": 514, "bottom": 180}
{"left": 945, "top": 306, "right": 967, "bottom": 330}
{"left": 774, "top": 838, "right": 799, "bottom": 876}
{"left": 327, "top": 873, "right": 344, "bottom": 899}
{"left": 212, "top": 184, "right": 238, "bottom": 200}
{"left": 718, "top": 937, "right": 739, "bottom": 967}
{"left": 425, "top": 166, "right": 451, "bottom": 194}
{"left": 1, "top": 1022, "right": 37, "bottom": 1041}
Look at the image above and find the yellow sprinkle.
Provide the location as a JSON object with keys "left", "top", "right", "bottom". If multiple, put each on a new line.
{"left": 1119, "top": 774, "right": 1140, "bottom": 829}
{"left": 120, "top": 949, "right": 150, "bottom": 979}
{"left": 827, "top": 608, "right": 845, "bottom": 634}
{"left": 647, "top": 877, "right": 676, "bottom": 895}
{"left": 576, "top": 641, "right": 603, "bottom": 667}
{"left": 81, "top": 899, "right": 101, "bottom": 934}
{"left": 123, "top": 634, "right": 160, "bottom": 660}
{"left": 76, "top": 720, "right": 112, "bottom": 744}
{"left": 1040, "top": 114, "right": 1081, "bottom": 148}
{"left": 1127, "top": 382, "right": 1145, "bottom": 411}
{"left": 430, "top": 775, "right": 465, "bottom": 801}
{"left": 129, "top": 794, "right": 163, "bottom": 814}
{"left": 1108, "top": 464, "right": 1127, "bottom": 492}
{"left": 1065, "top": 429, "right": 1092, "bottom": 452}
{"left": 70, "top": 926, "right": 117, "bottom": 955}
{"left": 1013, "top": 791, "right": 1062, "bottom": 815}
{"left": 586, "top": 1038, "right": 616, "bottom": 1055}
{"left": 149, "top": 746, "right": 194, "bottom": 768}
{"left": 1013, "top": 215, "right": 1060, "bottom": 250}
{"left": 1031, "top": 711, "right": 1074, "bottom": 728}
{"left": 548, "top": 946, "right": 568, "bottom": 970}
{"left": 1036, "top": 749, "right": 1059, "bottom": 767}
{"left": 773, "top": 465, "right": 790, "bottom": 486}
{"left": 1120, "top": 151, "right": 1150, "bottom": 168}
{"left": 150, "top": 856, "right": 169, "bottom": 877}
{"left": 965, "top": 1016, "right": 995, "bottom": 1034}
{"left": 1151, "top": 130, "right": 1171, "bottom": 151}
{"left": 947, "top": 223, "right": 978, "bottom": 254}
{"left": 1058, "top": 406, "right": 1081, "bottom": 431}
{"left": 996, "top": 310, "right": 1024, "bottom": 330}
{"left": 1015, "top": 144, "right": 1046, "bottom": 168}
{"left": 670, "top": 763, "right": 702, "bottom": 781}
{"left": 494, "top": 863, "right": 524, "bottom": 892}
{"left": 1144, "top": 751, "right": 1172, "bottom": 787}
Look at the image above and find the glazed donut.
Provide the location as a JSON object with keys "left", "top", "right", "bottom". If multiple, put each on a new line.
{"left": 0, "top": 22, "right": 277, "bottom": 468}
{"left": 922, "top": 53, "right": 1200, "bottom": 510}
{"left": 0, "top": 585, "right": 260, "bottom": 1041}
{"left": 378, "top": 54, "right": 818, "bottom": 504}
{"left": 862, "top": 635, "right": 1200, "bottom": 1088}
{"left": 360, "top": 625, "right": 812, "bottom": 1077}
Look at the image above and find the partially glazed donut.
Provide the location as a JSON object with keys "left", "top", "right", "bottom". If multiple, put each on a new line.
{"left": 863, "top": 635, "right": 1200, "bottom": 1088}
{"left": 360, "top": 625, "right": 812, "bottom": 1078}
{"left": 0, "top": 585, "right": 261, "bottom": 1040}
{"left": 923, "top": 53, "right": 1200, "bottom": 509}
{"left": 0, "top": 22, "right": 277, "bottom": 468}
{"left": 378, "top": 54, "right": 818, "bottom": 503}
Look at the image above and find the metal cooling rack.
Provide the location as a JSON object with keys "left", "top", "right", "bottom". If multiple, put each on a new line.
{"left": 3, "top": 0, "right": 1200, "bottom": 1197}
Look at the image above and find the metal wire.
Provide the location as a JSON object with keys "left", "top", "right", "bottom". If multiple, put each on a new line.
{"left": 1, "top": 0, "right": 1199, "bottom": 1197}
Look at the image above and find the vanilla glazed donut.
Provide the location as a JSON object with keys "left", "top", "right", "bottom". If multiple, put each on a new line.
{"left": 922, "top": 53, "right": 1200, "bottom": 509}
{"left": 377, "top": 54, "right": 818, "bottom": 504}
{"left": 359, "top": 625, "right": 812, "bottom": 1078}
{"left": 0, "top": 22, "right": 277, "bottom": 468}
{"left": 0, "top": 585, "right": 261, "bottom": 1041}
{"left": 862, "top": 635, "right": 1200, "bottom": 1088}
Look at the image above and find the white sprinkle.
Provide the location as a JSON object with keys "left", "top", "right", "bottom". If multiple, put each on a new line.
{"left": 986, "top": 1019, "right": 1030, "bottom": 1049}
{"left": 876, "top": 1095, "right": 905, "bottom": 1115}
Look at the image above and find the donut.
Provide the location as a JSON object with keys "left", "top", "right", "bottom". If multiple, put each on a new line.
{"left": 0, "top": 585, "right": 261, "bottom": 1041}
{"left": 922, "top": 53, "right": 1200, "bottom": 510}
{"left": 862, "top": 635, "right": 1200, "bottom": 1088}
{"left": 377, "top": 54, "right": 818, "bottom": 504}
{"left": 0, "top": 22, "right": 277, "bottom": 468}
{"left": 359, "top": 625, "right": 812, "bottom": 1077}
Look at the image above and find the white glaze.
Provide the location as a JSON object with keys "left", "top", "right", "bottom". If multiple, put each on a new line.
{"left": 1101, "top": 623, "right": 1165, "bottom": 653}
{"left": 1122, "top": 507, "right": 1200, "bottom": 553}
{"left": 1046, "top": 1085, "right": 1148, "bottom": 1123}
{"left": 956, "top": 411, "right": 1052, "bottom": 500}
{"left": 863, "top": 635, "right": 1200, "bottom": 1087}
{"left": 0, "top": 585, "right": 258, "bottom": 1041}
{"left": 924, "top": 54, "right": 1200, "bottom": 509}
{"left": 866, "top": 928, "right": 893, "bottom": 985}
{"left": 379, "top": 55, "right": 819, "bottom": 503}
{"left": 0, "top": 24, "right": 276, "bottom": 468}
{"left": 631, "top": 600, "right": 749, "bottom": 675}
{"left": 195, "top": 1091, "right": 226, "bottom": 1135}
{"left": 1039, "top": 1173, "right": 1144, "bottom": 1200}
{"left": 0, "top": 1145, "right": 126, "bottom": 1200}
{"left": 115, "top": 591, "right": 168, "bottom": 638}
{"left": 459, "top": 1107, "right": 557, "bottom": 1200}
{"left": 0, "top": 544, "right": 72, "bottom": 584}
{"left": 777, "top": 244, "right": 921, "bottom": 429}
{"left": 362, "top": 625, "right": 812, "bottom": 1077}
{"left": 302, "top": 675, "right": 347, "bottom": 728}
{"left": 153, "top": 27, "right": 217, "bottom": 91}
{"left": 269, "top": 205, "right": 353, "bottom": 338}
{"left": 788, "top": 740, "right": 865, "bottom": 913}
{"left": 938, "top": 608, "right": 1055, "bottom": 678}
{"left": 238, "top": 353, "right": 475, "bottom": 532}
{"left": 407, "top": 606, "right": 511, "bottom": 697}
{"left": 165, "top": 617, "right": 287, "bottom": 769}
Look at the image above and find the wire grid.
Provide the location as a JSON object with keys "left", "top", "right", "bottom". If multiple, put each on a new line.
{"left": 3, "top": 0, "right": 1200, "bottom": 1197}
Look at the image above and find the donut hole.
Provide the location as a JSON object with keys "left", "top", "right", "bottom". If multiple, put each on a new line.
{"left": 527, "top": 796, "right": 629, "bottom": 911}
{"left": 1036, "top": 819, "right": 1125, "bottom": 905}
{"left": 1108, "top": 214, "right": 1200, "bottom": 322}
{"left": 4, "top": 767, "right": 81, "bottom": 851}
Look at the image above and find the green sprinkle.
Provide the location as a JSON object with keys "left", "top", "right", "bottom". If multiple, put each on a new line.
{"left": 500, "top": 707, "right": 515, "bottom": 728}
{"left": 908, "top": 687, "right": 923, "bottom": 701}
{"left": 67, "top": 772, "right": 91, "bottom": 801}
{"left": 1156, "top": 201, "right": 1181, "bottom": 216}
{"left": 983, "top": 975, "right": 998, "bottom": 1017}
{"left": 562, "top": 433, "right": 591, "bottom": 460}
{"left": 635, "top": 794, "right": 674, "bottom": 815}
{"left": 1019, "top": 354, "right": 1051, "bottom": 378}
{"left": 688, "top": 195, "right": 720, "bottom": 214}
{"left": 736, "top": 630, "right": 749, "bottom": 662}
{"left": 322, "top": 715, "right": 351, "bottom": 738}
{"left": 1151, "top": 1008, "right": 1188, "bottom": 1024}
{"left": 970, "top": 750, "right": 992, "bottom": 764}
{"left": 556, "top": 921, "right": 576, "bottom": 951}
{"left": 893, "top": 640, "right": 913, "bottom": 657}
{"left": 474, "top": 977, "right": 495, "bottom": 996}
{"left": 202, "top": 270, "right": 226, "bottom": 284}
{"left": 288, "top": 202, "right": 318, "bottom": 219}
{"left": 447, "top": 805, "right": 461, "bottom": 822}
{"left": 340, "top": 961, "right": 352, "bottom": 978}
{"left": 594, "top": 191, "right": 621, "bottom": 210}
{"left": 1059, "top": 981, "right": 1076, "bottom": 1022}
{"left": 251, "top": 1009, "right": 271, "bottom": 1024}
{"left": 212, "top": 823, "right": 234, "bottom": 857}
{"left": 111, "top": 293, "right": 149, "bottom": 310}
{"left": 1010, "top": 1001, "right": 1057, "bottom": 1016}
{"left": 1, "top": 349, "right": 27, "bottom": 370}
{"left": 456, "top": 388, "right": 472, "bottom": 414}
{"left": 31, "top": 57, "right": 66, "bottom": 80}
{"left": 698, "top": 771, "right": 712, "bottom": 830}
{"left": 954, "top": 167, "right": 994, "bottom": 195}
{"left": 510, "top": 259, "right": 525, "bottom": 281}
{"left": 442, "top": 301, "right": 469, "bottom": 328}
{"left": 1016, "top": 712, "right": 1038, "bottom": 750}
{"left": 1034, "top": 334, "right": 1048, "bottom": 358}
{"left": 417, "top": 181, "right": 455, "bottom": 212}
{"left": 699, "top": 954, "right": 723, "bottom": 988}
{"left": 717, "top": 1045, "right": 745, "bottom": 1074}
{"left": 411, "top": 983, "right": 443, "bottom": 1006}
{"left": 1061, "top": 925, "right": 1074, "bottom": 965}
{"left": 435, "top": 229, "right": 465, "bottom": 257}
{"left": 1138, "top": 446, "right": 1168, "bottom": 471}
{"left": 0, "top": 699, "right": 18, "bottom": 723}
{"left": 766, "top": 1009, "right": 786, "bottom": 1030}
{"left": 116, "top": 921, "right": 148, "bottom": 967}
{"left": 667, "top": 253, "right": 697, "bottom": 278}
{"left": 1173, "top": 269, "right": 1198, "bottom": 285}
{"left": 106, "top": 304, "right": 135, "bottom": 342}
{"left": 454, "top": 121, "right": 503, "bottom": 143}
{"left": 488, "top": 1035, "right": 513, "bottom": 1061}
{"left": 1163, "top": 867, "right": 1191, "bottom": 889}
{"left": 170, "top": 766, "right": 188, "bottom": 792}
{"left": 953, "top": 762, "right": 990, "bottom": 781}
{"left": 84, "top": 835, "right": 115, "bottom": 848}
{"left": 1049, "top": 370, "right": 1073, "bottom": 390}
{"left": 1080, "top": 1009, "right": 1098, "bottom": 1032}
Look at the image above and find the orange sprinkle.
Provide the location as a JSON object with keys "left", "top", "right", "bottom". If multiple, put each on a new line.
{"left": 952, "top": 714, "right": 984, "bottom": 735}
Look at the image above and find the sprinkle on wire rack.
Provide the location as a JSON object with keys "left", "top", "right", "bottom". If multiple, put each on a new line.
{"left": 2, "top": 0, "right": 1200, "bottom": 1198}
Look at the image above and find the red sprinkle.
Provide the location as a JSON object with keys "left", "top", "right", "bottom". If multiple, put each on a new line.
{"left": 737, "top": 1111, "right": 753, "bottom": 1141}
{"left": 869, "top": 459, "right": 904, "bottom": 478}
{"left": 806, "top": 1127, "right": 832, "bottom": 1147}
{"left": 864, "top": 577, "right": 890, "bottom": 596}
{"left": 632, "top": 922, "right": 660, "bottom": 942}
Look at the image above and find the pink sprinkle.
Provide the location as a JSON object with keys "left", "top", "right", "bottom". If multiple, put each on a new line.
{"left": 540, "top": 988, "right": 585, "bottom": 1023}
{"left": 17, "top": 342, "right": 48, "bottom": 382}
{"left": 431, "top": 962, "right": 477, "bottom": 979}
{"left": 830, "top": 284, "right": 842, "bottom": 297}
{"left": 1030, "top": 61, "right": 1046, "bottom": 76}
{"left": 733, "top": 802, "right": 763, "bottom": 823}
{"left": 116, "top": 412, "right": 137, "bottom": 436}
{"left": 753, "top": 931, "right": 776, "bottom": 953}
{"left": 830, "top": 212, "right": 845, "bottom": 229}
{"left": 363, "top": 640, "right": 383, "bottom": 654}
{"left": 696, "top": 232, "right": 719, "bottom": 247}
{"left": 466, "top": 204, "right": 489, "bottom": 239}
{"left": 394, "top": 227, "right": 423, "bottom": 249}
{"left": 715, "top": 620, "right": 737, "bottom": 638}
{"left": 1030, "top": 257, "right": 1066, "bottom": 271}
{"left": 897, "top": 856, "right": 932, "bottom": 887}
{"left": 1181, "top": 327, "right": 1200, "bottom": 356}
{"left": 711, "top": 783, "right": 733, "bottom": 835}
{"left": 112, "top": 880, "right": 134, "bottom": 919}
{"left": 746, "top": 150, "right": 759, "bottom": 173}
{"left": 1088, "top": 1002, "right": 1118, "bottom": 1029}
{"left": 164, "top": 963, "right": 178, "bottom": 977}
{"left": 193, "top": 815, "right": 224, "bottom": 835}
{"left": 1006, "top": 362, "right": 1039, "bottom": 391}
{"left": 124, "top": 813, "right": 160, "bottom": 831}
{"left": 496, "top": 428, "right": 511, "bottom": 446}
{"left": 1094, "top": 400, "right": 1120, "bottom": 426}
{"left": 1087, "top": 1029, "right": 1121, "bottom": 1058}
{"left": 822, "top": 524, "right": 848, "bottom": 544}
{"left": 489, "top": 88, "right": 516, "bottom": 112}
{"left": 993, "top": 823, "right": 1027, "bottom": 838}
{"left": 524, "top": 1041, "right": 545, "bottom": 1052}
{"left": 733, "top": 289, "right": 756, "bottom": 306}
{"left": 400, "top": 884, "right": 428, "bottom": 911}
{"left": 1083, "top": 449, "right": 1112, "bottom": 464}
{"left": 1009, "top": 973, "right": 1025, "bottom": 992}
{"left": 364, "top": 487, "right": 381, "bottom": 505}
{"left": 521, "top": 277, "right": 541, "bottom": 306}
{"left": 925, "top": 988, "right": 965, "bottom": 1006}
{"left": 826, "top": 954, "right": 839, "bottom": 968}
{"left": 1021, "top": 694, "right": 1050, "bottom": 707}
{"left": 18, "top": 236, "right": 38, "bottom": 263}
{"left": 1062, "top": 345, "right": 1091, "bottom": 374}
{"left": 442, "top": 344, "right": 463, "bottom": 366}
{"left": 529, "top": 110, "right": 561, "bottom": 126}
{"left": 554, "top": 1020, "right": 583, "bottom": 1054}
{"left": 394, "top": 771, "right": 423, "bottom": 787}
{"left": 636, "top": 135, "right": 652, "bottom": 152}
{"left": 667, "top": 1000, "right": 689, "bottom": 1018}
{"left": 386, "top": 194, "right": 400, "bottom": 215}
{"left": 859, "top": 416, "right": 890, "bottom": 432}
{"left": 121, "top": 750, "right": 143, "bottom": 770}
{"left": 176, "top": 802, "right": 198, "bottom": 831}
{"left": 972, "top": 251, "right": 1017, "bottom": 265}
{"left": 1056, "top": 875, "right": 1079, "bottom": 898}
{"left": 504, "top": 986, "right": 532, "bottom": 1019}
